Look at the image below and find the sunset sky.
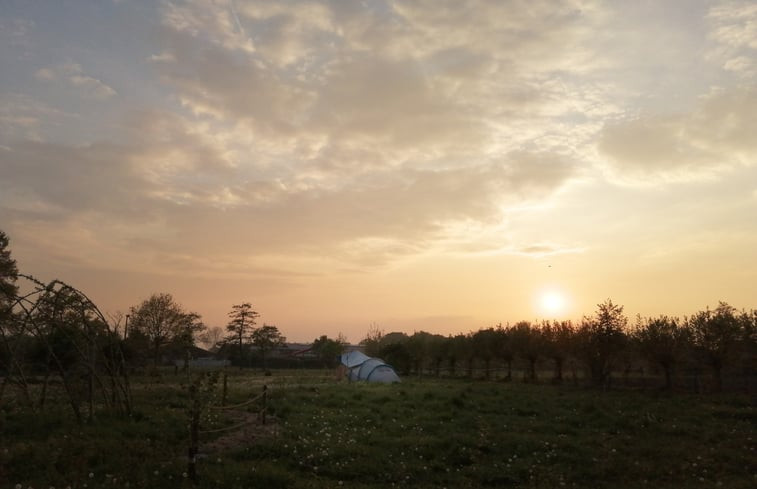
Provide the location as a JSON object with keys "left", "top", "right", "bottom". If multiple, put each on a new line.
{"left": 1, "top": 0, "right": 755, "bottom": 342}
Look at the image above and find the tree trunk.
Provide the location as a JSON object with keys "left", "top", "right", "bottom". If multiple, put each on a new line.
{"left": 528, "top": 358, "right": 537, "bottom": 382}
{"left": 663, "top": 365, "right": 672, "bottom": 390}
{"left": 553, "top": 357, "right": 563, "bottom": 384}
{"left": 712, "top": 364, "right": 723, "bottom": 393}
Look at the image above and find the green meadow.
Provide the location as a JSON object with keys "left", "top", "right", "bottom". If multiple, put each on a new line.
{"left": 1, "top": 371, "right": 755, "bottom": 489}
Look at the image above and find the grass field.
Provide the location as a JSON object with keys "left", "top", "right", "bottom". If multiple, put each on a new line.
{"left": 1, "top": 370, "right": 755, "bottom": 488}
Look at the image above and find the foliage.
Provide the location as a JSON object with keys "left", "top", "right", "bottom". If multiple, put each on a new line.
{"left": 471, "top": 327, "right": 499, "bottom": 379}
{"left": 311, "top": 335, "right": 346, "bottom": 368}
{"left": 225, "top": 302, "right": 259, "bottom": 362}
{"left": 688, "top": 302, "right": 743, "bottom": 392}
{"left": 251, "top": 324, "right": 286, "bottom": 370}
{"left": 541, "top": 320, "right": 575, "bottom": 383}
{"left": 0, "top": 229, "right": 19, "bottom": 306}
{"left": 510, "top": 321, "right": 544, "bottom": 382}
{"left": 634, "top": 315, "right": 689, "bottom": 389}
{"left": 574, "top": 299, "right": 628, "bottom": 388}
{"left": 129, "top": 293, "right": 205, "bottom": 366}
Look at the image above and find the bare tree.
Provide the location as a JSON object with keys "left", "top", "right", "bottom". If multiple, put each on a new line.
{"left": 198, "top": 326, "right": 224, "bottom": 351}
{"left": 360, "top": 322, "right": 384, "bottom": 357}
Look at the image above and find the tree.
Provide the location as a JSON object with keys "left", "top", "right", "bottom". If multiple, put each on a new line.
{"left": 541, "top": 320, "right": 575, "bottom": 384}
{"left": 634, "top": 315, "right": 689, "bottom": 390}
{"left": 688, "top": 302, "right": 743, "bottom": 392}
{"left": 575, "top": 299, "right": 628, "bottom": 388}
{"left": 225, "top": 303, "right": 259, "bottom": 362}
{"left": 0, "top": 230, "right": 18, "bottom": 307}
{"left": 427, "top": 334, "right": 449, "bottom": 377}
{"left": 493, "top": 324, "right": 515, "bottom": 381}
{"left": 0, "top": 230, "right": 20, "bottom": 398}
{"left": 251, "top": 323, "right": 285, "bottom": 370}
{"left": 360, "top": 323, "right": 384, "bottom": 357}
{"left": 511, "top": 321, "right": 544, "bottom": 382}
{"left": 129, "top": 293, "right": 202, "bottom": 366}
{"left": 472, "top": 328, "right": 499, "bottom": 379}
{"left": 406, "top": 331, "right": 434, "bottom": 377}
{"left": 311, "top": 335, "right": 346, "bottom": 368}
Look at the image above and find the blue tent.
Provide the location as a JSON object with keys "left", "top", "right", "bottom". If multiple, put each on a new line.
{"left": 340, "top": 350, "right": 401, "bottom": 383}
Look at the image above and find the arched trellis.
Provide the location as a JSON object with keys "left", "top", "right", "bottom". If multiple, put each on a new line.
{"left": 0, "top": 274, "right": 132, "bottom": 423}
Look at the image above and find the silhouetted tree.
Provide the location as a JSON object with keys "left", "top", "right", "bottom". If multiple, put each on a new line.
{"left": 129, "top": 293, "right": 201, "bottom": 367}
{"left": 225, "top": 303, "right": 259, "bottom": 364}
{"left": 376, "top": 333, "right": 411, "bottom": 375}
{"left": 688, "top": 302, "right": 743, "bottom": 392}
{"left": 406, "top": 331, "right": 434, "bottom": 377}
{"left": 541, "top": 320, "right": 575, "bottom": 384}
{"left": 251, "top": 323, "right": 285, "bottom": 371}
{"left": 634, "top": 315, "right": 689, "bottom": 390}
{"left": 312, "top": 335, "right": 346, "bottom": 368}
{"left": 427, "top": 334, "right": 449, "bottom": 377}
{"left": 511, "top": 321, "right": 543, "bottom": 382}
{"left": 449, "top": 333, "right": 475, "bottom": 378}
{"left": 493, "top": 324, "right": 515, "bottom": 381}
{"left": 575, "top": 299, "right": 628, "bottom": 388}
{"left": 472, "top": 328, "right": 499, "bottom": 379}
{"left": 0, "top": 230, "right": 18, "bottom": 306}
{"left": 0, "top": 230, "right": 20, "bottom": 399}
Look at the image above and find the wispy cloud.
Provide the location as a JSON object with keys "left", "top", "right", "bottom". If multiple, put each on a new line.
{"left": 35, "top": 62, "right": 116, "bottom": 99}
{"left": 707, "top": 0, "right": 757, "bottom": 78}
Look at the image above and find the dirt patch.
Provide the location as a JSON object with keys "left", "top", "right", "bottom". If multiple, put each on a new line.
{"left": 200, "top": 410, "right": 279, "bottom": 454}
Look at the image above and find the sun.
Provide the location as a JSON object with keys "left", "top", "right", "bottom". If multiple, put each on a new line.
{"left": 537, "top": 289, "right": 568, "bottom": 317}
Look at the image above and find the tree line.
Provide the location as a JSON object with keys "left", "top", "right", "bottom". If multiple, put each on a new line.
{"left": 360, "top": 299, "right": 756, "bottom": 392}
{"left": 0, "top": 230, "right": 292, "bottom": 422}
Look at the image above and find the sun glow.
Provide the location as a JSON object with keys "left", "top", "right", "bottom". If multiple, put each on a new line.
{"left": 537, "top": 289, "right": 568, "bottom": 317}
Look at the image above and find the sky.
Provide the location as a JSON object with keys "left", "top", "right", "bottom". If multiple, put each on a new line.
{"left": 1, "top": 0, "right": 756, "bottom": 343}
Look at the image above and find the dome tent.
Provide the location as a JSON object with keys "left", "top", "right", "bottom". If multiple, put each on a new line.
{"left": 340, "top": 350, "right": 401, "bottom": 383}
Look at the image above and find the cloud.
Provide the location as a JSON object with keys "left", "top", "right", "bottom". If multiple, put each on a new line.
{"left": 153, "top": 0, "right": 608, "bottom": 145}
{"left": 0, "top": 93, "right": 77, "bottom": 143}
{"left": 35, "top": 62, "right": 117, "bottom": 99}
{"left": 516, "top": 243, "right": 584, "bottom": 257}
{"left": 0, "top": 100, "right": 577, "bottom": 273}
{"left": 707, "top": 1, "right": 757, "bottom": 78}
{"left": 598, "top": 86, "right": 757, "bottom": 183}
{"left": 160, "top": 0, "right": 255, "bottom": 53}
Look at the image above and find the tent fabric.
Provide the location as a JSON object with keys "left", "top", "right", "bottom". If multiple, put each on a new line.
{"left": 340, "top": 351, "right": 400, "bottom": 383}
{"left": 341, "top": 350, "right": 372, "bottom": 368}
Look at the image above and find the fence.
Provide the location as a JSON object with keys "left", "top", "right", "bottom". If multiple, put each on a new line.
{"left": 187, "top": 383, "right": 268, "bottom": 482}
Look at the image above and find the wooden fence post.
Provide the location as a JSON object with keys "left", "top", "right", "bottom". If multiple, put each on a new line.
{"left": 261, "top": 384, "right": 267, "bottom": 425}
{"left": 222, "top": 369, "right": 228, "bottom": 405}
{"left": 188, "top": 383, "right": 199, "bottom": 483}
